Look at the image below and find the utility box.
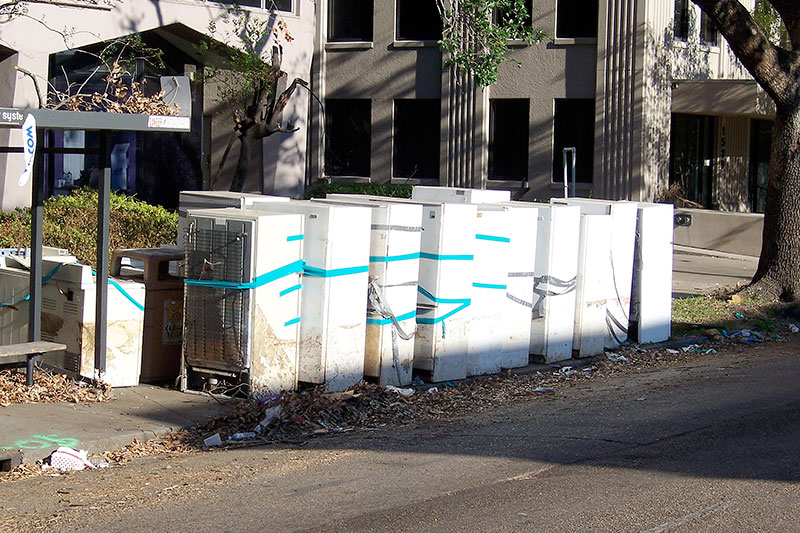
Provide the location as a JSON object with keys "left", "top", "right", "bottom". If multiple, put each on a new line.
{"left": 182, "top": 208, "right": 304, "bottom": 394}
{"left": 467, "top": 205, "right": 511, "bottom": 376}
{"left": 111, "top": 247, "right": 184, "bottom": 384}
{"left": 314, "top": 198, "right": 422, "bottom": 387}
{"left": 0, "top": 257, "right": 145, "bottom": 387}
{"left": 572, "top": 214, "right": 613, "bottom": 357}
{"left": 328, "top": 195, "right": 477, "bottom": 383}
{"left": 529, "top": 204, "right": 581, "bottom": 363}
{"left": 631, "top": 203, "right": 674, "bottom": 343}
{"left": 245, "top": 201, "right": 372, "bottom": 392}
{"left": 411, "top": 186, "right": 511, "bottom": 204}
{"left": 550, "top": 198, "right": 637, "bottom": 348}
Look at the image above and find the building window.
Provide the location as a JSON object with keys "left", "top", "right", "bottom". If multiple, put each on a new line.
{"left": 669, "top": 114, "right": 715, "bottom": 208}
{"left": 396, "top": 0, "right": 442, "bottom": 41}
{"left": 552, "top": 99, "right": 594, "bottom": 184}
{"left": 393, "top": 99, "right": 440, "bottom": 180}
{"left": 674, "top": 0, "right": 689, "bottom": 41}
{"left": 325, "top": 99, "right": 371, "bottom": 177}
{"left": 556, "top": 0, "right": 598, "bottom": 39}
{"left": 217, "top": 0, "right": 292, "bottom": 11}
{"left": 494, "top": 0, "right": 532, "bottom": 28}
{"left": 700, "top": 11, "right": 719, "bottom": 46}
{"left": 329, "top": 0, "right": 373, "bottom": 42}
{"left": 489, "top": 99, "right": 528, "bottom": 181}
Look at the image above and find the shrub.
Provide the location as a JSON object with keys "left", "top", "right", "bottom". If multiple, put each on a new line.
{"left": 0, "top": 188, "right": 178, "bottom": 268}
{"left": 305, "top": 180, "right": 413, "bottom": 199}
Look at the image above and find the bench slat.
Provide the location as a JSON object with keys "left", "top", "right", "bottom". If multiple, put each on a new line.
{"left": 0, "top": 341, "right": 67, "bottom": 359}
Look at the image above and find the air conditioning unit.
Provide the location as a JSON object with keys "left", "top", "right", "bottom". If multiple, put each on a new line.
{"left": 181, "top": 208, "right": 304, "bottom": 394}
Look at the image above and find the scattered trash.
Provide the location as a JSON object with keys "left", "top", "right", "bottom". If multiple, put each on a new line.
{"left": 88, "top": 457, "right": 110, "bottom": 469}
{"left": 740, "top": 329, "right": 751, "bottom": 337}
{"left": 533, "top": 387, "right": 555, "bottom": 394}
{"left": 257, "top": 405, "right": 283, "bottom": 430}
{"left": 735, "top": 312, "right": 746, "bottom": 320}
{"left": 790, "top": 324, "right": 799, "bottom": 334}
{"left": 681, "top": 344, "right": 700, "bottom": 352}
{"left": 257, "top": 393, "right": 280, "bottom": 406}
{"left": 445, "top": 382, "right": 455, "bottom": 388}
{"left": 553, "top": 366, "right": 576, "bottom": 376}
{"left": 721, "top": 329, "right": 730, "bottom": 338}
{"left": 385, "top": 385, "right": 415, "bottom": 397}
{"left": 771, "top": 334, "right": 784, "bottom": 340}
{"left": 666, "top": 349, "right": 680, "bottom": 354}
{"left": 633, "top": 347, "right": 648, "bottom": 353}
{"left": 606, "top": 353, "right": 628, "bottom": 362}
{"left": 203, "top": 433, "right": 222, "bottom": 447}
{"left": 426, "top": 387, "right": 439, "bottom": 394}
{"left": 728, "top": 294, "right": 743, "bottom": 304}
{"left": 47, "top": 447, "right": 96, "bottom": 472}
{"left": 581, "top": 365, "right": 598, "bottom": 374}
{"left": 229, "top": 432, "right": 257, "bottom": 441}
{"left": 411, "top": 376, "right": 425, "bottom": 387}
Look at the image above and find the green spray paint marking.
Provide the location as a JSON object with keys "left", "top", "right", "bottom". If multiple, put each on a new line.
{"left": 0, "top": 434, "right": 80, "bottom": 451}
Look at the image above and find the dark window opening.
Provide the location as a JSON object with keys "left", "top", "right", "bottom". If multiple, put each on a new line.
{"left": 674, "top": 0, "right": 689, "bottom": 41}
{"left": 494, "top": 0, "right": 532, "bottom": 28}
{"left": 489, "top": 99, "right": 528, "bottom": 181}
{"left": 749, "top": 119, "right": 772, "bottom": 214}
{"left": 325, "top": 99, "right": 371, "bottom": 177}
{"left": 397, "top": 0, "right": 442, "bottom": 41}
{"left": 393, "top": 99, "right": 440, "bottom": 180}
{"left": 556, "top": 0, "right": 598, "bottom": 39}
{"left": 329, "top": 0, "right": 373, "bottom": 42}
{"left": 552, "top": 99, "right": 594, "bottom": 184}
{"left": 669, "top": 113, "right": 716, "bottom": 208}
{"left": 700, "top": 11, "right": 719, "bottom": 46}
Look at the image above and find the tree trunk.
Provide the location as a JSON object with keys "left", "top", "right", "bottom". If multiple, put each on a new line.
{"left": 748, "top": 107, "right": 800, "bottom": 301}
{"left": 229, "top": 132, "right": 252, "bottom": 193}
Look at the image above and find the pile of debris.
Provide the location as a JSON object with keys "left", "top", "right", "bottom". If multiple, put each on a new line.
{"left": 0, "top": 368, "right": 111, "bottom": 407}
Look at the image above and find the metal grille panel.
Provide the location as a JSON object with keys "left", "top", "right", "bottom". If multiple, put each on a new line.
{"left": 183, "top": 226, "right": 251, "bottom": 372}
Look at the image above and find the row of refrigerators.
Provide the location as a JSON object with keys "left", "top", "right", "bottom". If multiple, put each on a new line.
{"left": 177, "top": 187, "right": 673, "bottom": 393}
{"left": 0, "top": 187, "right": 672, "bottom": 392}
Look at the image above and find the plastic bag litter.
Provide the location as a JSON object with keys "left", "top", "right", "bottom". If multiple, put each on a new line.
{"left": 426, "top": 387, "right": 439, "bottom": 394}
{"left": 257, "top": 405, "right": 283, "bottom": 430}
{"left": 47, "top": 447, "right": 96, "bottom": 472}
{"left": 790, "top": 324, "right": 799, "bottom": 334}
{"left": 667, "top": 349, "right": 680, "bottom": 354}
{"left": 533, "top": 387, "right": 555, "bottom": 394}
{"left": 606, "top": 353, "right": 628, "bottom": 362}
{"left": 385, "top": 385, "right": 415, "bottom": 397}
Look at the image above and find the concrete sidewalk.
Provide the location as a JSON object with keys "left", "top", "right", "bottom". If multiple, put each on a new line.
{"left": 672, "top": 245, "right": 758, "bottom": 297}
{"left": 0, "top": 245, "right": 757, "bottom": 469}
{"left": 0, "top": 385, "right": 232, "bottom": 465}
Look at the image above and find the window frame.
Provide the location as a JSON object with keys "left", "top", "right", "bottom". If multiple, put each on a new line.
{"left": 324, "top": 98, "right": 372, "bottom": 179}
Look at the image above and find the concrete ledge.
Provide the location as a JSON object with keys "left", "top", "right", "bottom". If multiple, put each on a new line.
{"left": 673, "top": 208, "right": 763, "bottom": 257}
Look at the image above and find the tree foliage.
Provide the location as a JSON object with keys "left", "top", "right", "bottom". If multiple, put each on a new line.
{"left": 436, "top": 0, "right": 547, "bottom": 87}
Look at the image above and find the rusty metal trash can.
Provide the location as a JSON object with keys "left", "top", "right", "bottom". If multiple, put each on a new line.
{"left": 111, "top": 247, "right": 184, "bottom": 384}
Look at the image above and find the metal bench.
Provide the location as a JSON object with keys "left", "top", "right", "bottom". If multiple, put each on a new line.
{"left": 0, "top": 341, "right": 67, "bottom": 386}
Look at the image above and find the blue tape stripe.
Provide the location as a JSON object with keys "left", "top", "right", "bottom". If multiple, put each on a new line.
{"left": 303, "top": 265, "right": 369, "bottom": 278}
{"left": 369, "top": 252, "right": 420, "bottom": 263}
{"left": 287, "top": 234, "right": 304, "bottom": 242}
{"left": 367, "top": 310, "right": 417, "bottom": 325}
{"left": 0, "top": 263, "right": 67, "bottom": 309}
{"left": 472, "top": 282, "right": 508, "bottom": 290}
{"left": 416, "top": 286, "right": 471, "bottom": 325}
{"left": 279, "top": 284, "right": 302, "bottom": 297}
{"left": 107, "top": 277, "right": 145, "bottom": 311}
{"left": 284, "top": 317, "right": 301, "bottom": 326}
{"left": 476, "top": 234, "right": 510, "bottom": 243}
{"left": 184, "top": 259, "right": 304, "bottom": 290}
{"left": 419, "top": 252, "right": 474, "bottom": 261}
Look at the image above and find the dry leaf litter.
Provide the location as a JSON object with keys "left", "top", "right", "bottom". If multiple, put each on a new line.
{"left": 2, "top": 329, "right": 793, "bottom": 483}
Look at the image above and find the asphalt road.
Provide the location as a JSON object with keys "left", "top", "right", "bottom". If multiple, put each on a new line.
{"left": 3, "top": 340, "right": 800, "bottom": 532}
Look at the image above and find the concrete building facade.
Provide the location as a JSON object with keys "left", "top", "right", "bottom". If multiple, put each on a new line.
{"left": 308, "top": 0, "right": 774, "bottom": 212}
{"left": 0, "top": 0, "right": 777, "bottom": 213}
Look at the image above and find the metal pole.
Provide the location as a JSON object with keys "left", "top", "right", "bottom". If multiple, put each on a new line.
{"left": 28, "top": 130, "right": 45, "bottom": 342}
{"left": 562, "top": 148, "right": 569, "bottom": 198}
{"left": 94, "top": 132, "right": 110, "bottom": 374}
{"left": 571, "top": 148, "right": 577, "bottom": 198}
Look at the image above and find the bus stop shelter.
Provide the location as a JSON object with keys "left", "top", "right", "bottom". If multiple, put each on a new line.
{"left": 0, "top": 106, "right": 190, "bottom": 378}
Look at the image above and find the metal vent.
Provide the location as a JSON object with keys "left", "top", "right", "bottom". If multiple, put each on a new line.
{"left": 183, "top": 226, "right": 250, "bottom": 373}
{"left": 42, "top": 297, "right": 57, "bottom": 312}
